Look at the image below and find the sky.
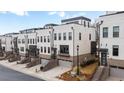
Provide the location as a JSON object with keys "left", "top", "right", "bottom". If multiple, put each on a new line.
{"left": 0, "top": 11, "right": 105, "bottom": 35}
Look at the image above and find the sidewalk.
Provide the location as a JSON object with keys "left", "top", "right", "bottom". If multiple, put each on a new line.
{"left": 0, "top": 60, "right": 71, "bottom": 81}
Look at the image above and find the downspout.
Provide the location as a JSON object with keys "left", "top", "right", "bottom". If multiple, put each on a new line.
{"left": 96, "top": 20, "right": 103, "bottom": 66}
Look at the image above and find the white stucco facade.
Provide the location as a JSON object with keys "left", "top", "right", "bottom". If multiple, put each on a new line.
{"left": 99, "top": 12, "right": 124, "bottom": 60}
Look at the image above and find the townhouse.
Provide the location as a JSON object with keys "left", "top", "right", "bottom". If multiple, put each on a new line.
{"left": 97, "top": 11, "right": 124, "bottom": 68}
{"left": 0, "top": 33, "right": 19, "bottom": 52}
{"left": 0, "top": 16, "right": 96, "bottom": 68}
{"left": 36, "top": 16, "right": 96, "bottom": 67}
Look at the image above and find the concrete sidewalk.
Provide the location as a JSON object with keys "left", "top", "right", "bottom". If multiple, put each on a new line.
{"left": 0, "top": 60, "right": 71, "bottom": 81}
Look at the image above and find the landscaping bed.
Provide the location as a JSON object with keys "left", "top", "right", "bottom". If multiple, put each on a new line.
{"left": 59, "top": 62, "right": 98, "bottom": 81}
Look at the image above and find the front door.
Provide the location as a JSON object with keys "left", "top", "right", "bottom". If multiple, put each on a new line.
{"left": 101, "top": 52, "right": 107, "bottom": 66}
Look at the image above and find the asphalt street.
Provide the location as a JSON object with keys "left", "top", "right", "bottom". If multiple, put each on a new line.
{"left": 0, "top": 65, "right": 44, "bottom": 81}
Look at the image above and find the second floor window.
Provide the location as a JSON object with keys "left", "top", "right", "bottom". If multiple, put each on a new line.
{"left": 63, "top": 33, "right": 66, "bottom": 40}
{"left": 58, "top": 33, "right": 61, "bottom": 40}
{"left": 41, "top": 47, "right": 43, "bottom": 53}
{"left": 79, "top": 32, "right": 81, "bottom": 40}
{"left": 44, "top": 36, "right": 46, "bottom": 42}
{"left": 48, "top": 36, "right": 50, "bottom": 42}
{"left": 69, "top": 32, "right": 72, "bottom": 40}
{"left": 37, "top": 36, "right": 39, "bottom": 42}
{"left": 103, "top": 27, "right": 108, "bottom": 38}
{"left": 41, "top": 36, "right": 42, "bottom": 42}
{"left": 18, "top": 39, "right": 21, "bottom": 44}
{"left": 30, "top": 39, "right": 32, "bottom": 44}
{"left": 33, "top": 39, "right": 34, "bottom": 44}
{"left": 54, "top": 33, "right": 57, "bottom": 40}
{"left": 113, "top": 26, "right": 119, "bottom": 37}
{"left": 22, "top": 39, "right": 25, "bottom": 44}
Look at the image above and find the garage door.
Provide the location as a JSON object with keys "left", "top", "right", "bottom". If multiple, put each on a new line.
{"left": 59, "top": 60, "right": 72, "bottom": 67}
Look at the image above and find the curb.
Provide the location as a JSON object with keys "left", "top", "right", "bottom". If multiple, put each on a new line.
{"left": 0, "top": 60, "right": 61, "bottom": 81}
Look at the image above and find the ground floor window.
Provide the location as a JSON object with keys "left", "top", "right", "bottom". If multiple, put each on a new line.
{"left": 41, "top": 47, "right": 43, "bottom": 53}
{"left": 20, "top": 47, "right": 24, "bottom": 52}
{"left": 113, "top": 45, "right": 119, "bottom": 56}
{"left": 44, "top": 47, "right": 46, "bottom": 53}
{"left": 60, "top": 45, "right": 69, "bottom": 54}
{"left": 48, "top": 47, "right": 50, "bottom": 53}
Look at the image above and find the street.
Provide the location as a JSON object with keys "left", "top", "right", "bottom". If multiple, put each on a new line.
{"left": 0, "top": 65, "right": 44, "bottom": 81}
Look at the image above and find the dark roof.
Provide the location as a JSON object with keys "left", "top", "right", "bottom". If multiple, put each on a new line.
{"left": 44, "top": 23, "right": 59, "bottom": 27}
{"left": 61, "top": 16, "right": 91, "bottom": 23}
{"left": 100, "top": 11, "right": 124, "bottom": 17}
{"left": 20, "top": 27, "right": 43, "bottom": 32}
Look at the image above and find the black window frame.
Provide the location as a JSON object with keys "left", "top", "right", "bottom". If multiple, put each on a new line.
{"left": 60, "top": 45, "right": 69, "bottom": 54}
{"left": 113, "top": 45, "right": 119, "bottom": 56}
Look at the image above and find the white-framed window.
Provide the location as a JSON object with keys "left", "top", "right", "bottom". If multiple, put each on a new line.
{"left": 63, "top": 33, "right": 66, "bottom": 40}
{"left": 58, "top": 33, "right": 61, "bottom": 40}
{"left": 69, "top": 32, "right": 72, "bottom": 40}
{"left": 79, "top": 32, "right": 81, "bottom": 40}
{"left": 113, "top": 26, "right": 119, "bottom": 37}
{"left": 103, "top": 27, "right": 108, "bottom": 38}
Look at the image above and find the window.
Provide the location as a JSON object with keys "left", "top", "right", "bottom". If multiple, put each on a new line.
{"left": 30, "top": 39, "right": 32, "bottom": 44}
{"left": 113, "top": 45, "right": 119, "bottom": 56}
{"left": 22, "top": 39, "right": 25, "bottom": 44}
{"left": 54, "top": 33, "right": 57, "bottom": 40}
{"left": 28, "top": 39, "right": 29, "bottom": 44}
{"left": 103, "top": 27, "right": 108, "bottom": 38}
{"left": 41, "top": 36, "right": 42, "bottom": 42}
{"left": 18, "top": 39, "right": 21, "bottom": 44}
{"left": 41, "top": 47, "right": 43, "bottom": 53}
{"left": 48, "top": 47, "right": 50, "bottom": 53}
{"left": 20, "top": 47, "right": 24, "bottom": 52}
{"left": 58, "top": 33, "right": 61, "bottom": 40}
{"left": 89, "top": 34, "right": 91, "bottom": 40}
{"left": 88, "top": 22, "right": 89, "bottom": 28}
{"left": 47, "top": 36, "right": 50, "bottom": 42}
{"left": 60, "top": 45, "right": 69, "bottom": 54}
{"left": 113, "top": 26, "right": 119, "bottom": 37}
{"left": 44, "top": 47, "right": 46, "bottom": 53}
{"left": 33, "top": 39, "right": 34, "bottom": 44}
{"left": 44, "top": 36, "right": 46, "bottom": 42}
{"left": 63, "top": 33, "right": 66, "bottom": 40}
{"left": 69, "top": 32, "right": 72, "bottom": 40}
{"left": 84, "top": 21, "right": 86, "bottom": 27}
{"left": 79, "top": 32, "right": 81, "bottom": 40}
{"left": 37, "top": 36, "right": 39, "bottom": 42}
